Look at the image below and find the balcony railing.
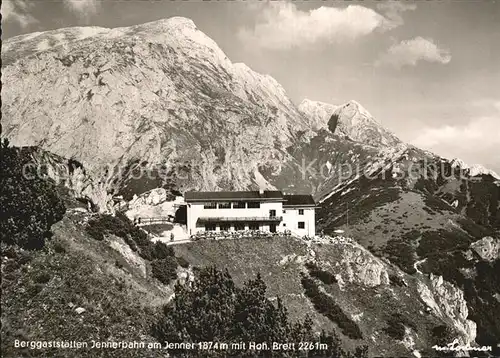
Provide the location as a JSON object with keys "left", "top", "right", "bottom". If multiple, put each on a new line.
{"left": 198, "top": 216, "right": 283, "bottom": 223}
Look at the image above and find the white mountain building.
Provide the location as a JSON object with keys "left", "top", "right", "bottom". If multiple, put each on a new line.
{"left": 185, "top": 190, "right": 317, "bottom": 237}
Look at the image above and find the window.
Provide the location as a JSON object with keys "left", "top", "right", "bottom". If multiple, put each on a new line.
{"left": 298, "top": 209, "right": 304, "bottom": 215}
{"left": 232, "top": 202, "right": 246, "bottom": 209}
{"left": 205, "top": 223, "right": 216, "bottom": 231}
{"left": 298, "top": 221, "right": 305, "bottom": 229}
{"left": 283, "top": 223, "right": 286, "bottom": 227}
{"left": 283, "top": 210, "right": 286, "bottom": 213}
{"left": 220, "top": 223, "right": 231, "bottom": 231}
{"left": 218, "top": 202, "right": 231, "bottom": 209}
{"left": 249, "top": 223, "right": 260, "bottom": 231}
{"left": 234, "top": 223, "right": 245, "bottom": 231}
{"left": 247, "top": 202, "right": 260, "bottom": 209}
{"left": 204, "top": 202, "right": 217, "bottom": 209}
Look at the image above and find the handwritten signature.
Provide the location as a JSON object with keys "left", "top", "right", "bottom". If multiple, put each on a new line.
{"left": 432, "top": 339, "right": 492, "bottom": 352}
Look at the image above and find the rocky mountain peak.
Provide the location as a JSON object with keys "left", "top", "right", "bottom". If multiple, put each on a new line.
{"left": 297, "top": 99, "right": 339, "bottom": 131}
{"left": 451, "top": 158, "right": 500, "bottom": 179}
{"left": 298, "top": 98, "right": 402, "bottom": 148}
{"left": 329, "top": 100, "right": 401, "bottom": 147}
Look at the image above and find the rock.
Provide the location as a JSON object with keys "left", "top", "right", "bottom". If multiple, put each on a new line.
{"left": 417, "top": 274, "right": 476, "bottom": 346}
{"left": 312, "top": 235, "right": 389, "bottom": 287}
{"left": 470, "top": 236, "right": 500, "bottom": 262}
{"left": 75, "top": 307, "right": 86, "bottom": 314}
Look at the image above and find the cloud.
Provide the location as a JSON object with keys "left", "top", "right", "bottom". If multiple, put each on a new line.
{"left": 2, "top": 0, "right": 37, "bottom": 28}
{"left": 411, "top": 102, "right": 500, "bottom": 170}
{"left": 238, "top": 2, "right": 414, "bottom": 50}
{"left": 376, "top": 1, "right": 417, "bottom": 30}
{"left": 63, "top": 0, "right": 99, "bottom": 18}
{"left": 375, "top": 37, "right": 451, "bottom": 68}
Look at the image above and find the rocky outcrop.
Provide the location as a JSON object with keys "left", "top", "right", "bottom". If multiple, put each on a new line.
{"left": 417, "top": 274, "right": 477, "bottom": 346}
{"left": 470, "top": 237, "right": 500, "bottom": 262}
{"left": 451, "top": 158, "right": 500, "bottom": 180}
{"left": 329, "top": 101, "right": 402, "bottom": 147}
{"left": 311, "top": 236, "right": 390, "bottom": 287}
{"left": 28, "top": 147, "right": 114, "bottom": 212}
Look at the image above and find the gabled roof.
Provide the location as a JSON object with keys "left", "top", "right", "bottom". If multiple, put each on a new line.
{"left": 184, "top": 190, "right": 284, "bottom": 202}
{"left": 283, "top": 194, "right": 316, "bottom": 207}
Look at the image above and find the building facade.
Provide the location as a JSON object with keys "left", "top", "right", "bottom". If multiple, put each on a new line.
{"left": 185, "top": 190, "right": 316, "bottom": 237}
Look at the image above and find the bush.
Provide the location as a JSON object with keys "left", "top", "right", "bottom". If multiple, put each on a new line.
{"left": 0, "top": 140, "right": 66, "bottom": 250}
{"left": 153, "top": 266, "right": 367, "bottom": 357}
{"left": 301, "top": 275, "right": 363, "bottom": 339}
{"left": 383, "top": 314, "right": 406, "bottom": 340}
{"left": 388, "top": 274, "right": 406, "bottom": 287}
{"left": 151, "top": 256, "right": 178, "bottom": 284}
{"left": 176, "top": 256, "right": 190, "bottom": 268}
{"left": 305, "top": 261, "right": 337, "bottom": 284}
{"left": 383, "top": 238, "right": 417, "bottom": 274}
{"left": 152, "top": 241, "right": 174, "bottom": 260}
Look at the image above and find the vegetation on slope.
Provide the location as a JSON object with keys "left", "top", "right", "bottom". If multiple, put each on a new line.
{"left": 0, "top": 139, "right": 66, "bottom": 250}
{"left": 153, "top": 266, "right": 367, "bottom": 357}
{"left": 86, "top": 212, "right": 180, "bottom": 284}
{"left": 300, "top": 275, "right": 363, "bottom": 340}
{"left": 0, "top": 141, "right": 167, "bottom": 357}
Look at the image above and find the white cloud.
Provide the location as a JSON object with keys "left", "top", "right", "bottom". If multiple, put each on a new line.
{"left": 63, "top": 0, "right": 99, "bottom": 18}
{"left": 376, "top": 37, "right": 451, "bottom": 68}
{"left": 2, "top": 0, "right": 37, "bottom": 28}
{"left": 411, "top": 106, "right": 500, "bottom": 170}
{"left": 238, "top": 2, "right": 414, "bottom": 50}
{"left": 376, "top": 2, "right": 417, "bottom": 30}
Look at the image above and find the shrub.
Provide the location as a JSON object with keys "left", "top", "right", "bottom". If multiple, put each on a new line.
{"left": 388, "top": 274, "right": 406, "bottom": 287}
{"left": 153, "top": 266, "right": 367, "bottom": 357}
{"left": 176, "top": 256, "right": 190, "bottom": 269}
{"left": 305, "top": 262, "right": 337, "bottom": 284}
{"left": 383, "top": 239, "right": 417, "bottom": 274}
{"left": 383, "top": 314, "right": 406, "bottom": 340}
{"left": 151, "top": 256, "right": 178, "bottom": 284}
{"left": 152, "top": 241, "right": 174, "bottom": 260}
{"left": 301, "top": 275, "right": 363, "bottom": 339}
{"left": 0, "top": 140, "right": 66, "bottom": 250}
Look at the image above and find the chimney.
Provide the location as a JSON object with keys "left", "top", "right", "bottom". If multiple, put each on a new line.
{"left": 259, "top": 188, "right": 264, "bottom": 195}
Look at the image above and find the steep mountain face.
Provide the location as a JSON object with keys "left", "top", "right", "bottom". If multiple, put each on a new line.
{"left": 2, "top": 17, "right": 310, "bottom": 200}
{"left": 298, "top": 99, "right": 402, "bottom": 148}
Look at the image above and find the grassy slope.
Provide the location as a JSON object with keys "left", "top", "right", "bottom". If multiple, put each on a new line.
{"left": 172, "top": 237, "right": 332, "bottom": 329}
{"left": 316, "top": 158, "right": 500, "bottom": 353}
{"left": 173, "top": 237, "right": 454, "bottom": 357}
{"left": 1, "top": 209, "right": 171, "bottom": 358}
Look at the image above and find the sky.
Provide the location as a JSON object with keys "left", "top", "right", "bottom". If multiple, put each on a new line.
{"left": 3, "top": 0, "right": 499, "bottom": 173}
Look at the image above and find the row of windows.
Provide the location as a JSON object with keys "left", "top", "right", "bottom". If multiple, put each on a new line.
{"left": 204, "top": 201, "right": 261, "bottom": 209}
{"left": 202, "top": 202, "right": 305, "bottom": 215}
{"left": 205, "top": 222, "right": 305, "bottom": 231}
{"left": 205, "top": 223, "right": 261, "bottom": 231}
{"left": 282, "top": 209, "right": 305, "bottom": 215}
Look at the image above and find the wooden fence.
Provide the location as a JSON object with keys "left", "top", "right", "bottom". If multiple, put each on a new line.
{"left": 134, "top": 216, "right": 174, "bottom": 226}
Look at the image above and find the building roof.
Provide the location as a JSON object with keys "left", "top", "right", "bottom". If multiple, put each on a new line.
{"left": 283, "top": 194, "right": 316, "bottom": 207}
{"left": 184, "top": 190, "right": 284, "bottom": 202}
{"left": 185, "top": 191, "right": 317, "bottom": 207}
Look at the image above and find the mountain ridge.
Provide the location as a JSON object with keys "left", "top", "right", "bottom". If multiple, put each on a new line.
{"left": 2, "top": 16, "right": 500, "bottom": 356}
